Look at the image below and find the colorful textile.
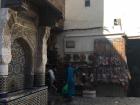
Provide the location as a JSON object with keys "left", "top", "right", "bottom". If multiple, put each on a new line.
{"left": 62, "top": 84, "right": 68, "bottom": 95}
{"left": 67, "top": 65, "right": 75, "bottom": 97}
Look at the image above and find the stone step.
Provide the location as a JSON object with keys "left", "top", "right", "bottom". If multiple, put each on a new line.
{"left": 83, "top": 90, "right": 96, "bottom": 98}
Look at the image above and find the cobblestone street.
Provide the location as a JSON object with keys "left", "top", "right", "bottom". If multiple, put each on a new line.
{"left": 52, "top": 97, "right": 140, "bottom": 105}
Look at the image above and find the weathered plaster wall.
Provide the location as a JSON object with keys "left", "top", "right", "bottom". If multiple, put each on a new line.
{"left": 57, "top": 0, "right": 126, "bottom": 58}
{"left": 65, "top": 0, "right": 103, "bottom": 30}
{"left": 65, "top": 0, "right": 123, "bottom": 34}
{"left": 57, "top": 29, "right": 123, "bottom": 58}
{"left": 65, "top": 0, "right": 140, "bottom": 36}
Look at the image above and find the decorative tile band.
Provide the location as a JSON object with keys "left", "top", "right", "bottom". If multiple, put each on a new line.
{"left": 0, "top": 87, "right": 48, "bottom": 105}
{"left": 0, "top": 74, "right": 34, "bottom": 94}
{"left": 0, "top": 75, "right": 8, "bottom": 98}
{"left": 34, "top": 74, "right": 46, "bottom": 87}
{"left": 0, "top": 75, "right": 8, "bottom": 93}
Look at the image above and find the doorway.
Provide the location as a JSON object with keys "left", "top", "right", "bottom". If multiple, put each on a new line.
{"left": 127, "top": 39, "right": 140, "bottom": 97}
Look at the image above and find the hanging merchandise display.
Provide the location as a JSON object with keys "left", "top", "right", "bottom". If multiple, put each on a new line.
{"left": 94, "top": 38, "right": 130, "bottom": 88}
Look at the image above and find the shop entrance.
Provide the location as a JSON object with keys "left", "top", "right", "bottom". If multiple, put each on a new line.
{"left": 127, "top": 39, "right": 140, "bottom": 97}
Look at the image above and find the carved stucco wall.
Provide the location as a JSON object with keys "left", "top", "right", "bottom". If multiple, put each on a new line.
{"left": 8, "top": 39, "right": 26, "bottom": 92}
{"left": 0, "top": 8, "right": 37, "bottom": 93}
{"left": 42, "top": 28, "right": 50, "bottom": 69}
{"left": 0, "top": 7, "right": 51, "bottom": 94}
{"left": 0, "top": 9, "right": 13, "bottom": 94}
{"left": 34, "top": 26, "right": 50, "bottom": 87}
{"left": 7, "top": 10, "right": 37, "bottom": 92}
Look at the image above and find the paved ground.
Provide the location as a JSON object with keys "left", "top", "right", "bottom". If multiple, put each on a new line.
{"left": 49, "top": 97, "right": 140, "bottom": 105}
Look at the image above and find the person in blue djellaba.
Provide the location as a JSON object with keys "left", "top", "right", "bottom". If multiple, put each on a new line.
{"left": 66, "top": 63, "right": 79, "bottom": 101}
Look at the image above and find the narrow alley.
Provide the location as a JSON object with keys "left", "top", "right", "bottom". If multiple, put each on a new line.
{"left": 1, "top": 0, "right": 140, "bottom": 105}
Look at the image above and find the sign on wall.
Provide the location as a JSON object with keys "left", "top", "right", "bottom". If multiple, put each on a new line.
{"left": 1, "top": 0, "right": 21, "bottom": 8}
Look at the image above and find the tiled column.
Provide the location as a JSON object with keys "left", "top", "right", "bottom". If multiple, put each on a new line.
{"left": 34, "top": 27, "right": 50, "bottom": 87}
{"left": 0, "top": 49, "right": 11, "bottom": 98}
{"left": 0, "top": 8, "right": 11, "bottom": 98}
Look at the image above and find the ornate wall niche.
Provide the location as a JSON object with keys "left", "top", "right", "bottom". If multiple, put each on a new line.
{"left": 0, "top": 7, "right": 49, "bottom": 93}
{"left": 8, "top": 38, "right": 32, "bottom": 92}
{"left": 11, "top": 23, "right": 36, "bottom": 52}
{"left": 6, "top": 8, "right": 37, "bottom": 92}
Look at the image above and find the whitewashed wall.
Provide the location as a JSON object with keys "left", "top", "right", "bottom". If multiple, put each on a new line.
{"left": 65, "top": 0, "right": 125, "bottom": 34}
{"left": 56, "top": 30, "right": 122, "bottom": 57}
{"left": 65, "top": 0, "right": 104, "bottom": 30}
{"left": 57, "top": 0, "right": 140, "bottom": 57}
{"left": 64, "top": 36, "right": 94, "bottom": 53}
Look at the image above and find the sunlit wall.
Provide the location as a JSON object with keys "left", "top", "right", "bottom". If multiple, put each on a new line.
{"left": 65, "top": 0, "right": 125, "bottom": 34}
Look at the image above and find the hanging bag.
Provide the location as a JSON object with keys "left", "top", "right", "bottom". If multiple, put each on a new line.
{"left": 62, "top": 84, "right": 68, "bottom": 95}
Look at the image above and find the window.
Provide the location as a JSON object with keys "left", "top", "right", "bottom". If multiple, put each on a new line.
{"left": 66, "top": 40, "right": 75, "bottom": 48}
{"left": 85, "top": 0, "right": 90, "bottom": 7}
